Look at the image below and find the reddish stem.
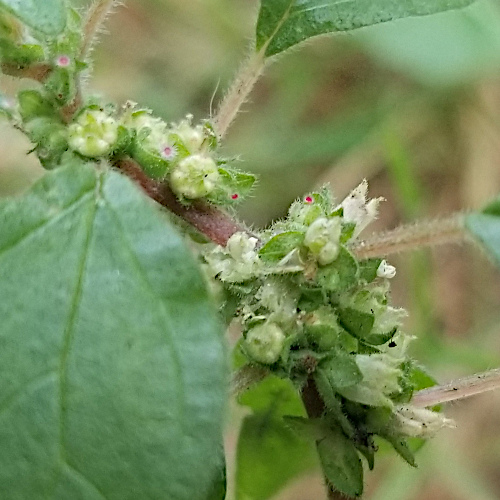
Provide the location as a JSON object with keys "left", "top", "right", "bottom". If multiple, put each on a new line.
{"left": 116, "top": 158, "right": 246, "bottom": 246}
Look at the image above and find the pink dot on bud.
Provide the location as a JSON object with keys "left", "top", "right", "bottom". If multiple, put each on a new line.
{"left": 231, "top": 194, "right": 239, "bottom": 200}
{"left": 56, "top": 55, "right": 71, "bottom": 67}
{"left": 161, "top": 145, "right": 177, "bottom": 160}
{"left": 305, "top": 196, "right": 313, "bottom": 204}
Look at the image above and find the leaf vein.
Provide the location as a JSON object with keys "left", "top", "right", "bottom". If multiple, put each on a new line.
{"left": 0, "top": 193, "right": 94, "bottom": 261}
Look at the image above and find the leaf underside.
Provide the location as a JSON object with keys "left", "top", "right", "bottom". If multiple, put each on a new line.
{"left": 256, "top": 0, "right": 478, "bottom": 56}
{"left": 466, "top": 199, "right": 500, "bottom": 265}
{"left": 0, "top": 164, "right": 226, "bottom": 499}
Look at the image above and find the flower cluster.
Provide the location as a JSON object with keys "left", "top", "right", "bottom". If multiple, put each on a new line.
{"left": 205, "top": 182, "right": 452, "bottom": 469}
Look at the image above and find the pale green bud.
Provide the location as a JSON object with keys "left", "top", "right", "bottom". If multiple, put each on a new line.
{"left": 170, "top": 154, "right": 219, "bottom": 199}
{"left": 304, "top": 217, "right": 342, "bottom": 265}
{"left": 68, "top": 109, "right": 119, "bottom": 158}
{"left": 173, "top": 114, "right": 205, "bottom": 152}
{"left": 243, "top": 323, "right": 286, "bottom": 364}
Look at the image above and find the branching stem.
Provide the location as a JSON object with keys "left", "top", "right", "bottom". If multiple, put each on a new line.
{"left": 116, "top": 158, "right": 248, "bottom": 246}
{"left": 412, "top": 368, "right": 500, "bottom": 408}
{"left": 349, "top": 214, "right": 468, "bottom": 259}
{"left": 213, "top": 50, "right": 266, "bottom": 139}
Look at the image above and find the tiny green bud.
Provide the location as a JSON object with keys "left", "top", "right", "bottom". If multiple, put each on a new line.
{"left": 170, "top": 154, "right": 219, "bottom": 199}
{"left": 304, "top": 217, "right": 342, "bottom": 265}
{"left": 172, "top": 114, "right": 205, "bottom": 153}
{"left": 68, "top": 109, "right": 119, "bottom": 158}
{"left": 243, "top": 323, "right": 286, "bottom": 364}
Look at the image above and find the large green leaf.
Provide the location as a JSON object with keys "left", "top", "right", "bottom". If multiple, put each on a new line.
{"left": 256, "top": 0, "right": 478, "bottom": 57}
{"left": 466, "top": 196, "right": 500, "bottom": 265}
{"left": 0, "top": 163, "right": 226, "bottom": 499}
{"left": 356, "top": 0, "right": 500, "bottom": 87}
{"left": 236, "top": 376, "right": 318, "bottom": 500}
{"left": 0, "top": 0, "right": 67, "bottom": 35}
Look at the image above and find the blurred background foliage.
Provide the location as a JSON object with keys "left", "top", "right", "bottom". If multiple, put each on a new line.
{"left": 2, "top": 0, "right": 500, "bottom": 498}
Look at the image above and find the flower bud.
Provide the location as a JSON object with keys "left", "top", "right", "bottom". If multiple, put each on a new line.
{"left": 68, "top": 109, "right": 119, "bottom": 158}
{"left": 377, "top": 260, "right": 396, "bottom": 279}
{"left": 392, "top": 406, "right": 455, "bottom": 438}
{"left": 171, "top": 114, "right": 205, "bottom": 153}
{"left": 170, "top": 154, "right": 219, "bottom": 199}
{"left": 243, "top": 323, "right": 286, "bottom": 364}
{"left": 304, "top": 217, "right": 342, "bottom": 265}
{"left": 339, "top": 180, "right": 384, "bottom": 238}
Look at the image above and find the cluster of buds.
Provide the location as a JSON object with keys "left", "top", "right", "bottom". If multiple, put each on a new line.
{"left": 205, "top": 181, "right": 449, "bottom": 474}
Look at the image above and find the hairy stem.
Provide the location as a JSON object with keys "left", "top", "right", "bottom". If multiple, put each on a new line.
{"left": 116, "top": 158, "right": 248, "bottom": 246}
{"left": 81, "top": 0, "right": 119, "bottom": 60}
{"left": 412, "top": 368, "right": 500, "bottom": 408}
{"left": 301, "top": 379, "right": 346, "bottom": 500}
{"left": 213, "top": 50, "right": 266, "bottom": 139}
{"left": 231, "top": 365, "right": 269, "bottom": 397}
{"left": 349, "top": 214, "right": 468, "bottom": 259}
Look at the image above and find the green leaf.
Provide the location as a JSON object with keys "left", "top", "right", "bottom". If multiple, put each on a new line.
{"left": 259, "top": 231, "right": 304, "bottom": 262}
{"left": 317, "top": 429, "right": 364, "bottom": 498}
{"left": 337, "top": 307, "right": 375, "bottom": 340}
{"left": 466, "top": 195, "right": 500, "bottom": 265}
{"left": 0, "top": 0, "right": 67, "bottom": 35}
{"left": 256, "top": 0, "right": 477, "bottom": 57}
{"left": 209, "top": 167, "right": 256, "bottom": 206}
{"left": 318, "top": 350, "right": 363, "bottom": 389}
{"left": 206, "top": 452, "right": 227, "bottom": 500}
{"left": 359, "top": 258, "right": 383, "bottom": 283}
{"left": 356, "top": 0, "right": 500, "bottom": 87}
{"left": 316, "top": 246, "right": 359, "bottom": 292}
{"left": 0, "top": 164, "right": 226, "bottom": 499}
{"left": 236, "top": 376, "right": 318, "bottom": 500}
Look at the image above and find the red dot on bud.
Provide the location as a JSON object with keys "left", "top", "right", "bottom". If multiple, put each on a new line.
{"left": 305, "top": 196, "right": 313, "bottom": 204}
{"left": 56, "top": 55, "right": 71, "bottom": 67}
{"left": 231, "top": 193, "right": 239, "bottom": 200}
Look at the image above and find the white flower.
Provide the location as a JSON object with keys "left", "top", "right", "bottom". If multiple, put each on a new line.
{"left": 377, "top": 260, "right": 396, "bottom": 279}
{"left": 304, "top": 217, "right": 342, "bottom": 265}
{"left": 205, "top": 232, "right": 261, "bottom": 282}
{"left": 339, "top": 180, "right": 384, "bottom": 238}
{"left": 392, "top": 405, "right": 456, "bottom": 438}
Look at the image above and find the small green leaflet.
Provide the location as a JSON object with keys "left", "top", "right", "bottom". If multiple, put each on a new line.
{"left": 0, "top": 164, "right": 226, "bottom": 499}
{"left": 317, "top": 430, "right": 364, "bottom": 497}
{"left": 256, "top": 0, "right": 478, "bottom": 57}
{"left": 259, "top": 231, "right": 304, "bottom": 262}
{"left": 466, "top": 196, "right": 500, "bottom": 265}
{"left": 0, "top": 0, "right": 67, "bottom": 35}
{"left": 236, "top": 376, "right": 318, "bottom": 500}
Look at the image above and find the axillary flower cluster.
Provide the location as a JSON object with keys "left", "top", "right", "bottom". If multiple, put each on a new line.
{"left": 205, "top": 181, "right": 454, "bottom": 471}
